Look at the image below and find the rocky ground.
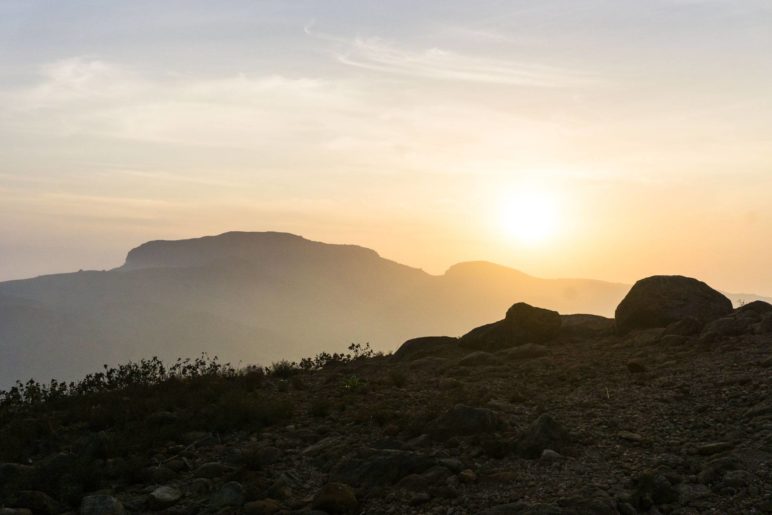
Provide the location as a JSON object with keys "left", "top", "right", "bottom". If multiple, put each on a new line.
{"left": 1, "top": 276, "right": 771, "bottom": 514}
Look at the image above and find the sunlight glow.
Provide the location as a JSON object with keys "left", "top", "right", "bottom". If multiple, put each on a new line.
{"left": 498, "top": 189, "right": 560, "bottom": 246}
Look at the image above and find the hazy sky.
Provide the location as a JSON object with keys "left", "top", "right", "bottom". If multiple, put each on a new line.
{"left": 1, "top": 0, "right": 771, "bottom": 294}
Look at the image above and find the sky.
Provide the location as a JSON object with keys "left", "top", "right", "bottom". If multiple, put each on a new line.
{"left": 1, "top": 0, "right": 771, "bottom": 295}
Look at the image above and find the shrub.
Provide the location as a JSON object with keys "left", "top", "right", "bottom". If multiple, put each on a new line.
{"left": 269, "top": 360, "right": 299, "bottom": 379}
{"left": 341, "top": 374, "right": 367, "bottom": 393}
{"left": 298, "top": 342, "right": 381, "bottom": 371}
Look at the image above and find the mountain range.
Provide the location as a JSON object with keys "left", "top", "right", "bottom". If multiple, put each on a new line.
{"left": 1, "top": 231, "right": 768, "bottom": 388}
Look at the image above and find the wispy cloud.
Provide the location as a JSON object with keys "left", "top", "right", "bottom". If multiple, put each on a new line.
{"left": 305, "top": 25, "right": 600, "bottom": 88}
{"left": 16, "top": 58, "right": 150, "bottom": 108}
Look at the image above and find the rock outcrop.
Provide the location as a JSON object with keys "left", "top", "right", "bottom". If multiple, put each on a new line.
{"left": 615, "top": 275, "right": 732, "bottom": 334}
{"left": 460, "top": 302, "right": 561, "bottom": 351}
{"left": 393, "top": 336, "right": 457, "bottom": 361}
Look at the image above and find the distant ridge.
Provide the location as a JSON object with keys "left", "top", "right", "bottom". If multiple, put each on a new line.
{"left": 121, "top": 231, "right": 385, "bottom": 271}
{"left": 1, "top": 231, "right": 770, "bottom": 387}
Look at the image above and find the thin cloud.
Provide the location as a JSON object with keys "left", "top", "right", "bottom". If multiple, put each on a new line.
{"left": 306, "top": 27, "right": 600, "bottom": 88}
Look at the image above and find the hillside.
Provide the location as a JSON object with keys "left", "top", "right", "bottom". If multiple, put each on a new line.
{"left": 0, "top": 276, "right": 770, "bottom": 513}
{"left": 0, "top": 232, "right": 768, "bottom": 388}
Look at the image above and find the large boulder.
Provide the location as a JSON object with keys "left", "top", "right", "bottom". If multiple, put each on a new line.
{"left": 460, "top": 303, "right": 561, "bottom": 351}
{"left": 392, "top": 336, "right": 457, "bottom": 361}
{"left": 615, "top": 276, "right": 732, "bottom": 335}
{"left": 735, "top": 300, "right": 772, "bottom": 316}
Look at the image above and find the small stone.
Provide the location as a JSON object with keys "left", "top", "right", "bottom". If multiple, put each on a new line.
{"left": 149, "top": 485, "right": 182, "bottom": 508}
{"left": 517, "top": 414, "right": 571, "bottom": 458}
{"left": 540, "top": 449, "right": 564, "bottom": 462}
{"left": 311, "top": 482, "right": 358, "bottom": 513}
{"left": 696, "top": 442, "right": 733, "bottom": 456}
{"left": 210, "top": 481, "right": 245, "bottom": 508}
{"left": 618, "top": 431, "right": 644, "bottom": 443}
{"left": 458, "top": 469, "right": 477, "bottom": 483}
{"left": 188, "top": 477, "right": 212, "bottom": 495}
{"left": 194, "top": 461, "right": 234, "bottom": 478}
{"left": 267, "top": 478, "right": 293, "bottom": 500}
{"left": 437, "top": 458, "right": 464, "bottom": 473}
{"left": 244, "top": 499, "right": 283, "bottom": 515}
{"left": 409, "top": 492, "right": 431, "bottom": 506}
{"left": 80, "top": 495, "right": 125, "bottom": 515}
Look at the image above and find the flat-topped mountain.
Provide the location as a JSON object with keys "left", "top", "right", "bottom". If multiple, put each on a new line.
{"left": 0, "top": 232, "right": 768, "bottom": 388}
{"left": 121, "top": 232, "right": 391, "bottom": 272}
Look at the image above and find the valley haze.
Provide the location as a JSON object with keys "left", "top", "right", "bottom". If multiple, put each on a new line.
{"left": 1, "top": 231, "right": 768, "bottom": 389}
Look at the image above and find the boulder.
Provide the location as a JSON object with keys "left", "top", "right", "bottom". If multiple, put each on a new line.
{"left": 330, "top": 448, "right": 435, "bottom": 487}
{"left": 735, "top": 300, "right": 772, "bottom": 316}
{"left": 517, "top": 414, "right": 570, "bottom": 459}
{"left": 311, "top": 482, "right": 358, "bottom": 513}
{"left": 393, "top": 336, "right": 457, "bottom": 361}
{"left": 626, "top": 359, "right": 647, "bottom": 374}
{"left": 615, "top": 276, "right": 732, "bottom": 334}
{"left": 629, "top": 471, "right": 679, "bottom": 510}
{"left": 460, "top": 303, "right": 561, "bottom": 351}
{"left": 427, "top": 404, "right": 504, "bottom": 440}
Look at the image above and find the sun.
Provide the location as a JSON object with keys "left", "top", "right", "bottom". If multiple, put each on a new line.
{"left": 497, "top": 189, "right": 560, "bottom": 246}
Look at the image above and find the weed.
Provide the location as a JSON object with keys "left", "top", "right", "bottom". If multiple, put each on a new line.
{"left": 341, "top": 374, "right": 367, "bottom": 393}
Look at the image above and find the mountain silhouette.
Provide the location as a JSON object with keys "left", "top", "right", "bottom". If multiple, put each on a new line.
{"left": 0, "top": 231, "right": 767, "bottom": 387}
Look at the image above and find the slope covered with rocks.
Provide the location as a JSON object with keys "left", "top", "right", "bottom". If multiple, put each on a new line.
{"left": 1, "top": 275, "right": 771, "bottom": 514}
